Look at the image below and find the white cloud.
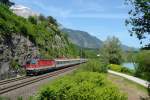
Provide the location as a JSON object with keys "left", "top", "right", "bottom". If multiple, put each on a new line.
{"left": 10, "top": 5, "right": 30, "bottom": 10}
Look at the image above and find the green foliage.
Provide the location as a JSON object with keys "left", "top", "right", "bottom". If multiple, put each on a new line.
{"left": 66, "top": 43, "right": 80, "bottom": 58}
{"left": 0, "top": 4, "right": 80, "bottom": 58}
{"left": 38, "top": 14, "right": 46, "bottom": 21}
{"left": 125, "top": 0, "right": 150, "bottom": 47}
{"left": 0, "top": 0, "right": 14, "bottom": 6}
{"left": 134, "top": 50, "right": 150, "bottom": 81}
{"left": 10, "top": 59, "right": 20, "bottom": 70}
{"left": 0, "top": 96, "right": 10, "bottom": 100}
{"left": 35, "top": 72, "right": 127, "bottom": 100}
{"left": 108, "top": 64, "right": 134, "bottom": 75}
{"left": 122, "top": 51, "right": 138, "bottom": 62}
{"left": 28, "top": 16, "right": 37, "bottom": 25}
{"left": 47, "top": 16, "right": 58, "bottom": 27}
{"left": 100, "top": 36, "right": 123, "bottom": 65}
{"left": 79, "top": 59, "right": 107, "bottom": 73}
{"left": 84, "top": 48, "right": 99, "bottom": 58}
{"left": 17, "top": 97, "right": 23, "bottom": 100}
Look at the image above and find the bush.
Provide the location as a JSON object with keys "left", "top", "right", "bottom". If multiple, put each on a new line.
{"left": 108, "top": 64, "right": 121, "bottom": 72}
{"left": 35, "top": 72, "right": 127, "bottom": 100}
{"left": 10, "top": 59, "right": 20, "bottom": 70}
{"left": 108, "top": 64, "right": 133, "bottom": 75}
{"left": 79, "top": 59, "right": 107, "bottom": 73}
{"left": 135, "top": 50, "right": 150, "bottom": 81}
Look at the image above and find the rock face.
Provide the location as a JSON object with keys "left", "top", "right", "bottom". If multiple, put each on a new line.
{"left": 0, "top": 33, "right": 37, "bottom": 79}
{"left": 62, "top": 28, "right": 103, "bottom": 49}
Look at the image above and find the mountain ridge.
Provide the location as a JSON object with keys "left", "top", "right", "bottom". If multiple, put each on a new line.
{"left": 62, "top": 28, "right": 103, "bottom": 49}
{"left": 62, "top": 28, "right": 138, "bottom": 51}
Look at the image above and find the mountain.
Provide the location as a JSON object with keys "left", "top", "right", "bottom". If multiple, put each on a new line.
{"left": 62, "top": 28, "right": 103, "bottom": 49}
{"left": 62, "top": 28, "right": 138, "bottom": 51}
{"left": 10, "top": 5, "right": 39, "bottom": 18}
{"left": 121, "top": 45, "right": 138, "bottom": 51}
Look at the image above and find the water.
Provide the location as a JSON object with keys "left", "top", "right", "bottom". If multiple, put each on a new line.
{"left": 122, "top": 63, "right": 135, "bottom": 70}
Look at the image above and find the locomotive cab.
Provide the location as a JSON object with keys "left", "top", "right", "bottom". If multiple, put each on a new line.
{"left": 25, "top": 59, "right": 39, "bottom": 75}
{"left": 25, "top": 58, "right": 56, "bottom": 75}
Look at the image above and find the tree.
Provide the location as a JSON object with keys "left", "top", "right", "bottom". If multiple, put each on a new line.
{"left": 0, "top": 0, "right": 14, "bottom": 6}
{"left": 38, "top": 14, "right": 46, "bottom": 21}
{"left": 28, "top": 16, "right": 37, "bottom": 25}
{"left": 47, "top": 16, "right": 58, "bottom": 26}
{"left": 125, "top": 0, "right": 150, "bottom": 48}
{"left": 100, "top": 36, "right": 123, "bottom": 65}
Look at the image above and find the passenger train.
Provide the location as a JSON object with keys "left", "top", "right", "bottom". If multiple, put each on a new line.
{"left": 25, "top": 58, "right": 87, "bottom": 75}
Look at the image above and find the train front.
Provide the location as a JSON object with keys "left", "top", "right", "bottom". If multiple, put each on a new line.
{"left": 25, "top": 59, "right": 39, "bottom": 75}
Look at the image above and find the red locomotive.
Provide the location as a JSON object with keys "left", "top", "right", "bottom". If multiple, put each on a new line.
{"left": 25, "top": 58, "right": 86, "bottom": 75}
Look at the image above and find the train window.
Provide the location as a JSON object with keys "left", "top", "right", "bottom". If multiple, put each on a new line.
{"left": 31, "top": 59, "right": 37, "bottom": 64}
{"left": 57, "top": 61, "right": 60, "bottom": 64}
{"left": 62, "top": 61, "right": 65, "bottom": 64}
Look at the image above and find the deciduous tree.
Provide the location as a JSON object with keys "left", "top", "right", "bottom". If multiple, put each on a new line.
{"left": 125, "top": 0, "right": 150, "bottom": 48}
{"left": 100, "top": 36, "right": 123, "bottom": 65}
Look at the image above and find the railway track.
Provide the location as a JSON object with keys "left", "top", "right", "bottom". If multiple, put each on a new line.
{"left": 0, "top": 66, "right": 77, "bottom": 95}
{"left": 0, "top": 76, "right": 29, "bottom": 86}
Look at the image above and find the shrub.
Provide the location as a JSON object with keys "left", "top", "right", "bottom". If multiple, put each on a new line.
{"left": 79, "top": 59, "right": 107, "bottom": 73}
{"left": 108, "top": 64, "right": 121, "bottom": 72}
{"left": 10, "top": 59, "right": 20, "bottom": 70}
{"left": 35, "top": 72, "right": 127, "bottom": 100}
{"left": 135, "top": 50, "right": 150, "bottom": 81}
{"left": 108, "top": 64, "right": 133, "bottom": 75}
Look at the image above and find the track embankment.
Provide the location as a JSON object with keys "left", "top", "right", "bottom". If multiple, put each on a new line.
{"left": 0, "top": 65, "right": 78, "bottom": 100}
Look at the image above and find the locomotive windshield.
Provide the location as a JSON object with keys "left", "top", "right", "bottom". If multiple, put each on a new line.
{"left": 26, "top": 59, "right": 37, "bottom": 64}
{"left": 31, "top": 59, "right": 37, "bottom": 64}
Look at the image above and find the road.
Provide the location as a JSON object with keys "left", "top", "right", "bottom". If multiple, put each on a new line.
{"left": 108, "top": 70, "right": 149, "bottom": 87}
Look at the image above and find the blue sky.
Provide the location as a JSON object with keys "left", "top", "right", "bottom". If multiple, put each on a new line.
{"left": 12, "top": 0, "right": 145, "bottom": 48}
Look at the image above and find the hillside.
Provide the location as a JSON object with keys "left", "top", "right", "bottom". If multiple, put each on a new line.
{"left": 0, "top": 4, "right": 78, "bottom": 79}
{"left": 62, "top": 28, "right": 103, "bottom": 49}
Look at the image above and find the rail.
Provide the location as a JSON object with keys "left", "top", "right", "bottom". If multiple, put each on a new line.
{"left": 0, "top": 66, "right": 77, "bottom": 95}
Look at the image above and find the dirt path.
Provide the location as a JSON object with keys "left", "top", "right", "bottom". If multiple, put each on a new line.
{"left": 108, "top": 74, "right": 149, "bottom": 100}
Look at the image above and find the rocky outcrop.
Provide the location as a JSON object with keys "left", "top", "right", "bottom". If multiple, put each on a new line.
{"left": 0, "top": 33, "right": 37, "bottom": 79}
